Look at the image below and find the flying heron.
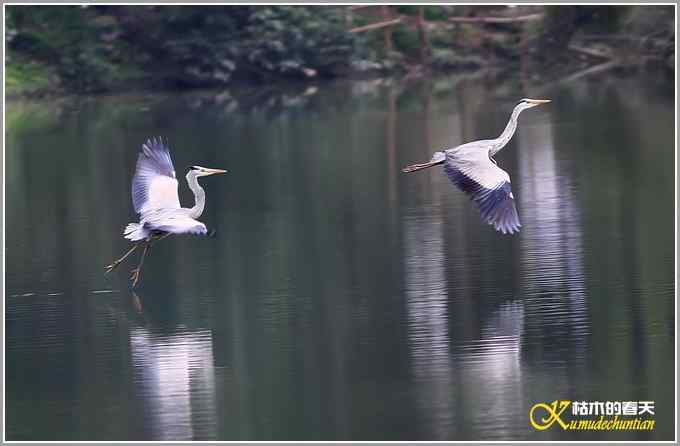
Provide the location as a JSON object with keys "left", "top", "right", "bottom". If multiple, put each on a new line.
{"left": 402, "top": 98, "right": 551, "bottom": 234}
{"left": 105, "top": 137, "right": 226, "bottom": 286}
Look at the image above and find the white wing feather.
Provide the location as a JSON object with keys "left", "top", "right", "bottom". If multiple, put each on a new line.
{"left": 447, "top": 142, "right": 510, "bottom": 189}
{"left": 132, "top": 137, "right": 181, "bottom": 215}
{"left": 144, "top": 176, "right": 181, "bottom": 213}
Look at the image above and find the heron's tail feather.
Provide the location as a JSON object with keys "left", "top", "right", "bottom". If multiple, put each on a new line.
{"left": 124, "top": 223, "right": 149, "bottom": 242}
{"left": 402, "top": 160, "right": 444, "bottom": 173}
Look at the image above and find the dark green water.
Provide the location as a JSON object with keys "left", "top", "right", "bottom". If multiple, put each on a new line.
{"left": 5, "top": 72, "right": 675, "bottom": 441}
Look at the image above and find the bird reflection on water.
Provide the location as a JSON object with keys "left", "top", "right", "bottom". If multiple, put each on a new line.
{"left": 128, "top": 289, "right": 218, "bottom": 441}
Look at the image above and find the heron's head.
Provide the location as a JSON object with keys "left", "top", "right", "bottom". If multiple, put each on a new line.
{"left": 516, "top": 98, "right": 551, "bottom": 111}
{"left": 188, "top": 165, "right": 227, "bottom": 177}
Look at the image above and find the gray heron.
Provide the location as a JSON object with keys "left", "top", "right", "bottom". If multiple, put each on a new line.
{"left": 105, "top": 137, "right": 226, "bottom": 286}
{"left": 402, "top": 98, "right": 550, "bottom": 234}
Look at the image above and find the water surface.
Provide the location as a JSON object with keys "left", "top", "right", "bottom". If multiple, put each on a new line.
{"left": 6, "top": 71, "right": 675, "bottom": 440}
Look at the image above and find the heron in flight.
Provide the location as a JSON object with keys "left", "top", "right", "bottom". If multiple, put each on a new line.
{"left": 402, "top": 98, "right": 550, "bottom": 234}
{"left": 105, "top": 137, "right": 226, "bottom": 286}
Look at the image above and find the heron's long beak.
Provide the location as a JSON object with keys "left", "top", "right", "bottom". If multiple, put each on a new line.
{"left": 204, "top": 168, "right": 227, "bottom": 175}
{"left": 526, "top": 98, "right": 551, "bottom": 106}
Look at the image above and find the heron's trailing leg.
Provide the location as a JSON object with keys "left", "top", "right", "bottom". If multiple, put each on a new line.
{"left": 105, "top": 243, "right": 141, "bottom": 274}
{"left": 130, "top": 242, "right": 151, "bottom": 288}
{"left": 402, "top": 151, "right": 446, "bottom": 173}
{"left": 129, "top": 233, "right": 169, "bottom": 286}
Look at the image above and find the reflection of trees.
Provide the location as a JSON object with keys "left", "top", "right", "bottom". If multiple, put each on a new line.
{"left": 515, "top": 113, "right": 590, "bottom": 439}
{"left": 400, "top": 79, "right": 458, "bottom": 440}
{"left": 403, "top": 207, "right": 455, "bottom": 440}
{"left": 549, "top": 78, "right": 674, "bottom": 440}
{"left": 517, "top": 112, "right": 589, "bottom": 364}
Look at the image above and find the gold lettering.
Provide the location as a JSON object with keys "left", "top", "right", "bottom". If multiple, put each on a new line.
{"left": 529, "top": 401, "right": 571, "bottom": 430}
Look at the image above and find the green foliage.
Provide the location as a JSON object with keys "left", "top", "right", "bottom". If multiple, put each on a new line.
{"left": 393, "top": 6, "right": 453, "bottom": 21}
{"left": 540, "top": 6, "right": 628, "bottom": 42}
{"left": 7, "top": 6, "right": 124, "bottom": 92}
{"left": 622, "top": 5, "right": 674, "bottom": 57}
{"left": 423, "top": 6, "right": 454, "bottom": 22}
{"left": 5, "top": 58, "right": 53, "bottom": 96}
{"left": 239, "top": 6, "right": 356, "bottom": 79}
{"left": 6, "top": 5, "right": 358, "bottom": 92}
{"left": 577, "top": 6, "right": 630, "bottom": 33}
{"left": 391, "top": 26, "right": 420, "bottom": 57}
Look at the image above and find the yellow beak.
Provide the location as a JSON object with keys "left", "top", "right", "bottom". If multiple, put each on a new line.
{"left": 204, "top": 168, "right": 227, "bottom": 175}
{"left": 526, "top": 98, "right": 551, "bottom": 105}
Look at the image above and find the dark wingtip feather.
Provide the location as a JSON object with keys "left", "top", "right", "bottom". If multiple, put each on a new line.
{"left": 443, "top": 163, "right": 521, "bottom": 235}
{"left": 492, "top": 200, "right": 521, "bottom": 234}
{"left": 138, "top": 137, "right": 174, "bottom": 176}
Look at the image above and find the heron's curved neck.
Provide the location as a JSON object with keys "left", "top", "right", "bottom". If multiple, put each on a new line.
{"left": 490, "top": 106, "right": 523, "bottom": 156}
{"left": 186, "top": 171, "right": 206, "bottom": 219}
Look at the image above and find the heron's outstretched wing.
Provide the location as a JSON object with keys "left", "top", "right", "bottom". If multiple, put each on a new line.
{"left": 142, "top": 210, "right": 208, "bottom": 236}
{"left": 444, "top": 146, "right": 521, "bottom": 234}
{"left": 132, "top": 137, "right": 180, "bottom": 215}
